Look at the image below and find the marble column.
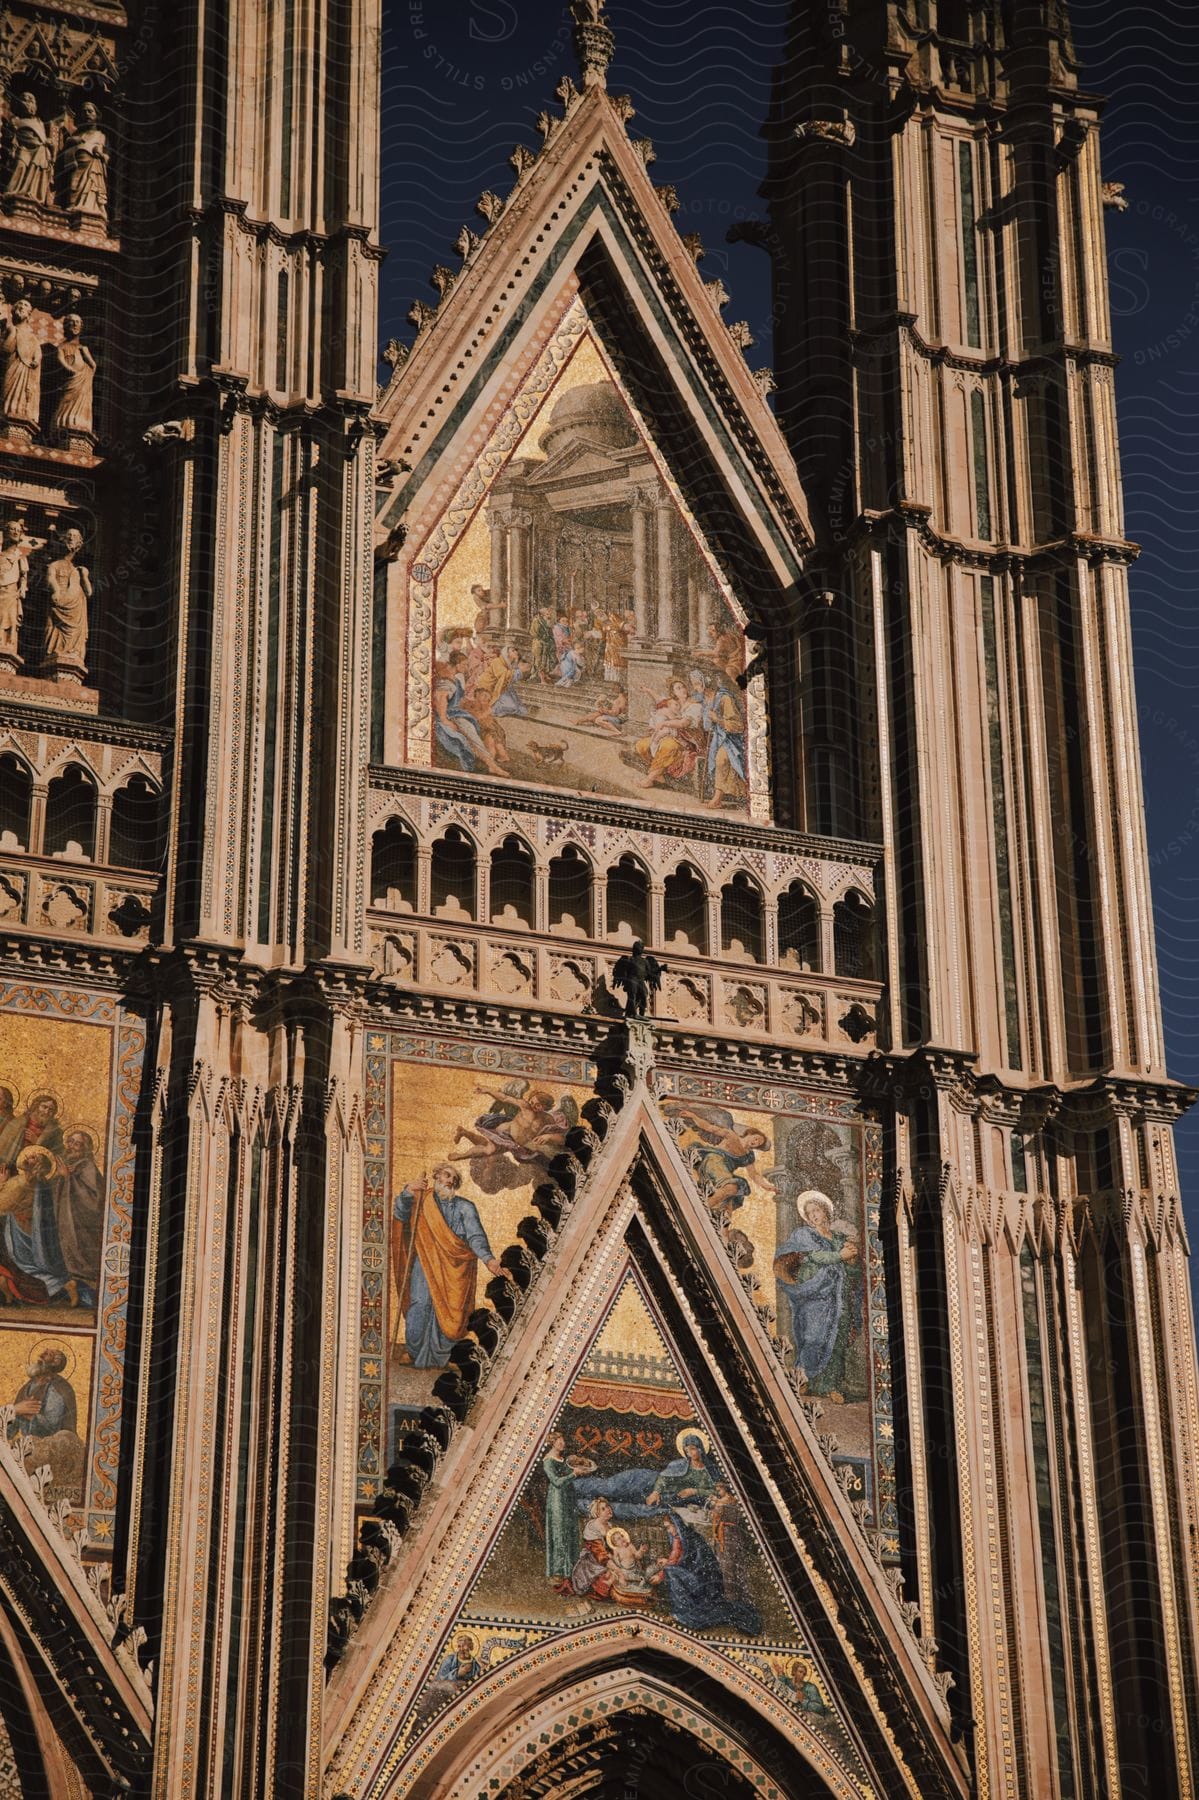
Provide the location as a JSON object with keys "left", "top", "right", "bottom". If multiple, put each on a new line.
{"left": 696, "top": 576, "right": 715, "bottom": 648}
{"left": 648, "top": 881, "right": 665, "bottom": 948}
{"left": 655, "top": 494, "right": 673, "bottom": 643}
{"left": 508, "top": 509, "right": 532, "bottom": 631}
{"left": 95, "top": 792, "right": 113, "bottom": 865}
{"left": 489, "top": 510, "right": 508, "bottom": 621}
{"left": 630, "top": 490, "right": 653, "bottom": 638}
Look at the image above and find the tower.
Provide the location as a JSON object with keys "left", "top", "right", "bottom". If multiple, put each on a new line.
{"left": 0, "top": 0, "right": 380, "bottom": 1793}
{"left": 765, "top": 2, "right": 1199, "bottom": 1794}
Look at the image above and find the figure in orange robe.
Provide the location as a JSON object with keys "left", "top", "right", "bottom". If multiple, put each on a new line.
{"left": 392, "top": 1163, "right": 506, "bottom": 1367}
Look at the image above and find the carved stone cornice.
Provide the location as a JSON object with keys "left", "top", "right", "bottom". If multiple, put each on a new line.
{"left": 1066, "top": 1074, "right": 1198, "bottom": 1127}
{"left": 357, "top": 978, "right": 882, "bottom": 1086}
{"left": 861, "top": 1053, "right": 1196, "bottom": 1136}
{"left": 850, "top": 313, "right": 1121, "bottom": 379}
{"left": 0, "top": 703, "right": 170, "bottom": 749}
{"left": 187, "top": 199, "right": 384, "bottom": 260}
{"left": 0, "top": 932, "right": 142, "bottom": 987}
{"left": 360, "top": 980, "right": 606, "bottom": 1050}
{"left": 847, "top": 505, "right": 1140, "bottom": 573}
{"left": 367, "top": 764, "right": 881, "bottom": 865}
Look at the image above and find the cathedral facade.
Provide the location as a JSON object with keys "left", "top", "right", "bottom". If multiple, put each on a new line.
{"left": 0, "top": 1, "right": 1196, "bottom": 1795}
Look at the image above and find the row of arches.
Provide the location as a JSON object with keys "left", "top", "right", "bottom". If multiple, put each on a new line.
{"left": 0, "top": 754, "right": 164, "bottom": 870}
{"left": 371, "top": 820, "right": 877, "bottom": 978}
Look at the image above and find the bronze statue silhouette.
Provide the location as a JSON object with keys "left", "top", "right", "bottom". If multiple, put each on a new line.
{"left": 611, "top": 940, "right": 664, "bottom": 1018}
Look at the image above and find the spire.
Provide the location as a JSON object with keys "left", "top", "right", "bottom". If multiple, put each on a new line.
{"left": 571, "top": 0, "right": 614, "bottom": 89}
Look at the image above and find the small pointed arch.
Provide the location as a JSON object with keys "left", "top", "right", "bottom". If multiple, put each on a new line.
{"left": 41, "top": 739, "right": 101, "bottom": 786}
{"left": 489, "top": 831, "right": 535, "bottom": 929}
{"left": 605, "top": 849, "right": 649, "bottom": 944}
{"left": 109, "top": 773, "right": 164, "bottom": 872}
{"left": 720, "top": 867, "right": 763, "bottom": 962}
{"left": 833, "top": 887, "right": 878, "bottom": 980}
{"left": 0, "top": 750, "right": 33, "bottom": 850}
{"left": 548, "top": 839, "right": 594, "bottom": 936}
{"left": 663, "top": 858, "right": 708, "bottom": 954}
{"left": 430, "top": 823, "right": 477, "bottom": 920}
{"left": 370, "top": 815, "right": 418, "bottom": 911}
{"left": 44, "top": 762, "right": 96, "bottom": 860}
{"left": 778, "top": 877, "right": 820, "bottom": 971}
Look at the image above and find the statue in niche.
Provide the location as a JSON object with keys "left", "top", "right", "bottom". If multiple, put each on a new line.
{"left": 43, "top": 527, "right": 92, "bottom": 677}
{"left": 3, "top": 93, "right": 53, "bottom": 208}
{"left": 0, "top": 519, "right": 42, "bottom": 667}
{"left": 51, "top": 316, "right": 96, "bottom": 443}
{"left": 0, "top": 300, "right": 42, "bottom": 434}
{"left": 59, "top": 102, "right": 108, "bottom": 219}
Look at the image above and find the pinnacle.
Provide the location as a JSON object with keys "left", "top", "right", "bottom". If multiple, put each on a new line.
{"left": 570, "top": 0, "right": 615, "bottom": 90}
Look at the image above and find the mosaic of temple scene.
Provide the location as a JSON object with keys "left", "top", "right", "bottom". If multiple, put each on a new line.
{"left": 0, "top": 1004, "right": 114, "bottom": 1510}
{"left": 426, "top": 338, "right": 750, "bottom": 817}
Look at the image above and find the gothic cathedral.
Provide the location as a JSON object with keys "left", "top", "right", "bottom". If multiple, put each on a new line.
{"left": 0, "top": 1, "right": 1194, "bottom": 1796}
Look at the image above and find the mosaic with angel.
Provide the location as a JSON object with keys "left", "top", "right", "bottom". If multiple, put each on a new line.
{"left": 387, "top": 1060, "right": 587, "bottom": 1389}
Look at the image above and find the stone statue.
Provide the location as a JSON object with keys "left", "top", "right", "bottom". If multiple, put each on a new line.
{"left": 611, "top": 939, "right": 665, "bottom": 1018}
{"left": 3, "top": 93, "right": 52, "bottom": 207}
{"left": 59, "top": 102, "right": 108, "bottom": 219}
{"left": 43, "top": 528, "right": 92, "bottom": 677}
{"left": 0, "top": 520, "right": 42, "bottom": 667}
{"left": 0, "top": 301, "right": 42, "bottom": 435}
{"left": 51, "top": 316, "right": 96, "bottom": 442}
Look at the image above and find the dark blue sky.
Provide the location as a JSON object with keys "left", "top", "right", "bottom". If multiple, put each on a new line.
{"left": 380, "top": 1, "right": 1199, "bottom": 1252}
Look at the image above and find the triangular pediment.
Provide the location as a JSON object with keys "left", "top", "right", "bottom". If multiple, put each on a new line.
{"left": 375, "top": 81, "right": 811, "bottom": 568}
{"left": 370, "top": 76, "right": 815, "bottom": 823}
{"left": 390, "top": 1267, "right": 875, "bottom": 1793}
{"left": 325, "top": 1052, "right": 966, "bottom": 1800}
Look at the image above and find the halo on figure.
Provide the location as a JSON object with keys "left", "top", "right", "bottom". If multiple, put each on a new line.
{"left": 15, "top": 1145, "right": 56, "bottom": 1179}
{"left": 30, "top": 1339, "right": 77, "bottom": 1379}
{"left": 61, "top": 1121, "right": 104, "bottom": 1165}
{"left": 797, "top": 1189, "right": 834, "bottom": 1225}
{"left": 675, "top": 1426, "right": 710, "bottom": 1459}
{"left": 605, "top": 1526, "right": 631, "bottom": 1549}
{"left": 22, "top": 1090, "right": 63, "bottom": 1128}
{"left": 0, "top": 1077, "right": 20, "bottom": 1109}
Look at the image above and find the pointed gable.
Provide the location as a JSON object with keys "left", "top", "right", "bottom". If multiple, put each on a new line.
{"left": 326, "top": 1032, "right": 965, "bottom": 1800}
{"left": 371, "top": 58, "right": 816, "bottom": 823}
{"left": 374, "top": 77, "right": 811, "bottom": 568}
{"left": 393, "top": 1268, "right": 877, "bottom": 1794}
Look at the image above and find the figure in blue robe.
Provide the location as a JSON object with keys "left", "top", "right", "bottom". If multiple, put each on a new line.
{"left": 655, "top": 1512, "right": 762, "bottom": 1635}
{"left": 0, "top": 1173, "right": 70, "bottom": 1302}
{"left": 433, "top": 667, "right": 492, "bottom": 772}
{"left": 773, "top": 1194, "right": 863, "bottom": 1399}
{"left": 572, "top": 1436, "right": 723, "bottom": 1519}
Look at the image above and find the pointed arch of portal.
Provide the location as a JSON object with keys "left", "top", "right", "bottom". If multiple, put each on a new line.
{"left": 390, "top": 1653, "right": 846, "bottom": 1800}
